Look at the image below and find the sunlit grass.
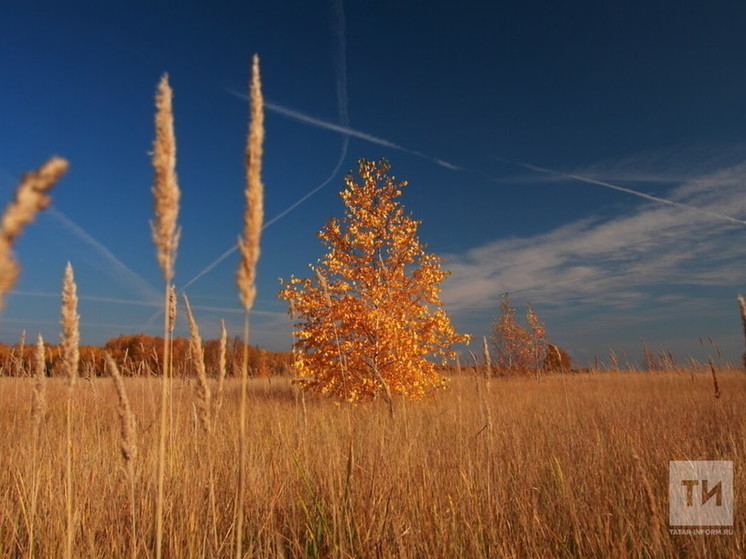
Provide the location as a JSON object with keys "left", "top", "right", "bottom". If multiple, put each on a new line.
{"left": 0, "top": 371, "right": 743, "bottom": 558}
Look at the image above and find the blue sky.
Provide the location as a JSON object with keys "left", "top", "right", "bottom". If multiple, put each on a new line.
{"left": 2, "top": 1, "right": 746, "bottom": 366}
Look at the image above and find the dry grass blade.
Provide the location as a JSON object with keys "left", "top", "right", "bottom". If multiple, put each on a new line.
{"left": 151, "top": 74, "right": 181, "bottom": 283}
{"left": 0, "top": 157, "right": 68, "bottom": 310}
{"left": 106, "top": 353, "right": 138, "bottom": 463}
{"left": 632, "top": 447, "right": 663, "bottom": 554}
{"left": 183, "top": 294, "right": 211, "bottom": 432}
{"left": 215, "top": 319, "right": 227, "bottom": 416}
{"left": 106, "top": 353, "right": 138, "bottom": 559}
{"left": 709, "top": 359, "right": 722, "bottom": 399}
{"left": 737, "top": 295, "right": 746, "bottom": 371}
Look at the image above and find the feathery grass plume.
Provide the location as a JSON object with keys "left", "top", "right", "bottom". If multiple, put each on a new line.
{"left": 151, "top": 73, "right": 181, "bottom": 559}
{"left": 151, "top": 75, "right": 181, "bottom": 283}
{"left": 61, "top": 262, "right": 80, "bottom": 390}
{"left": 106, "top": 353, "right": 138, "bottom": 559}
{"left": 235, "top": 54, "right": 264, "bottom": 559}
{"left": 60, "top": 262, "right": 79, "bottom": 559}
{"left": 31, "top": 334, "right": 46, "bottom": 428}
{"left": 183, "top": 294, "right": 211, "bottom": 432}
{"left": 0, "top": 157, "right": 68, "bottom": 310}
{"left": 236, "top": 55, "right": 265, "bottom": 310}
{"left": 107, "top": 353, "right": 138, "bottom": 463}
{"left": 168, "top": 284, "right": 177, "bottom": 332}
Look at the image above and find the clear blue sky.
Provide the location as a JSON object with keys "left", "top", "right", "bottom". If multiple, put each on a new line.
{"left": 2, "top": 0, "right": 746, "bottom": 366}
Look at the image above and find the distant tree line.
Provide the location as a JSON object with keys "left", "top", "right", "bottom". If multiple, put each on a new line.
{"left": 0, "top": 333, "right": 293, "bottom": 378}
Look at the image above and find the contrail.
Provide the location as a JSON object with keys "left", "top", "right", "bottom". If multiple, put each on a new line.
{"left": 47, "top": 207, "right": 163, "bottom": 301}
{"left": 187, "top": 92, "right": 462, "bottom": 292}
{"left": 260, "top": 100, "right": 461, "bottom": 171}
{"left": 9, "top": 289, "right": 282, "bottom": 317}
{"left": 181, "top": 0, "right": 355, "bottom": 295}
{"left": 11, "top": 290, "right": 161, "bottom": 307}
{"left": 497, "top": 157, "right": 746, "bottom": 227}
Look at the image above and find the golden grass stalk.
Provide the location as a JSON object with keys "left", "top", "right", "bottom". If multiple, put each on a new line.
{"left": 632, "top": 447, "right": 662, "bottom": 554}
{"left": 182, "top": 294, "right": 219, "bottom": 551}
{"left": 60, "top": 262, "right": 80, "bottom": 559}
{"left": 106, "top": 353, "right": 138, "bottom": 559}
{"left": 107, "top": 353, "right": 138, "bottom": 464}
{"left": 709, "top": 358, "right": 722, "bottom": 399}
{"left": 215, "top": 319, "right": 227, "bottom": 417}
{"left": 182, "top": 294, "right": 211, "bottom": 432}
{"left": 28, "top": 333, "right": 46, "bottom": 557}
{"left": 235, "top": 54, "right": 264, "bottom": 559}
{"left": 0, "top": 157, "right": 68, "bottom": 310}
{"left": 61, "top": 262, "right": 80, "bottom": 390}
{"left": 482, "top": 335, "right": 492, "bottom": 378}
{"left": 168, "top": 284, "right": 177, "bottom": 333}
{"left": 31, "top": 334, "right": 46, "bottom": 429}
{"left": 15, "top": 329, "right": 26, "bottom": 376}
{"left": 151, "top": 73, "right": 182, "bottom": 559}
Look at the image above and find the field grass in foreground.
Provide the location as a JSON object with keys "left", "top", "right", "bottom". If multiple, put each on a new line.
{"left": 0, "top": 371, "right": 743, "bottom": 558}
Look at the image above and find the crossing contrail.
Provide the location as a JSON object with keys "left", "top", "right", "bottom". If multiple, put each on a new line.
{"left": 181, "top": 0, "right": 357, "bottom": 295}
{"left": 47, "top": 207, "right": 163, "bottom": 301}
{"left": 256, "top": 99, "right": 460, "bottom": 171}
{"left": 496, "top": 157, "right": 746, "bottom": 227}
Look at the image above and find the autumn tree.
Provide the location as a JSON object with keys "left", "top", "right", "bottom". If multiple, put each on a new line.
{"left": 279, "top": 158, "right": 469, "bottom": 405}
{"left": 490, "top": 293, "right": 547, "bottom": 376}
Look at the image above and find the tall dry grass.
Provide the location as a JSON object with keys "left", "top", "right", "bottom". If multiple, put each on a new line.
{"left": 0, "top": 157, "right": 68, "bottom": 310}
{"left": 105, "top": 353, "right": 137, "bottom": 559}
{"left": 235, "top": 53, "right": 265, "bottom": 559}
{"left": 150, "top": 73, "right": 182, "bottom": 559}
{"left": 59, "top": 262, "right": 79, "bottom": 559}
{"left": 1, "top": 371, "right": 743, "bottom": 558}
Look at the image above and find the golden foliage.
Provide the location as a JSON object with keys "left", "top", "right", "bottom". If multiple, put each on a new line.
{"left": 279, "top": 159, "right": 469, "bottom": 402}
{"left": 491, "top": 293, "right": 548, "bottom": 376}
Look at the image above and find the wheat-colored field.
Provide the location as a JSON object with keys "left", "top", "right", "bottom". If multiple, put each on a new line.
{"left": 0, "top": 370, "right": 742, "bottom": 558}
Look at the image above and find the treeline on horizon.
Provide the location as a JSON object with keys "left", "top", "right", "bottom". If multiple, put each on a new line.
{"left": 0, "top": 333, "right": 293, "bottom": 378}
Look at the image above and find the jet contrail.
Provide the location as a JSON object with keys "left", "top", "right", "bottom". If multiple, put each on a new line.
{"left": 180, "top": 0, "right": 358, "bottom": 295}
{"left": 223, "top": 92, "right": 461, "bottom": 171}
{"left": 47, "top": 207, "right": 163, "bottom": 301}
{"left": 261, "top": 100, "right": 461, "bottom": 171}
{"left": 497, "top": 157, "right": 746, "bottom": 227}
{"left": 11, "top": 290, "right": 160, "bottom": 307}
{"left": 185, "top": 91, "right": 462, "bottom": 293}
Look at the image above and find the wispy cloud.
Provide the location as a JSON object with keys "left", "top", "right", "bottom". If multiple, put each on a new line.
{"left": 495, "top": 157, "right": 746, "bottom": 226}
{"left": 443, "top": 160, "right": 746, "bottom": 314}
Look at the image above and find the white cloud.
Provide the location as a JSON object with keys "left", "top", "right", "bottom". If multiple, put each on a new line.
{"left": 442, "top": 158, "right": 746, "bottom": 318}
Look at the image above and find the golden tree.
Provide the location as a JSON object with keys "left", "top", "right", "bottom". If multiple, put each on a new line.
{"left": 279, "top": 159, "right": 468, "bottom": 404}
{"left": 491, "top": 293, "right": 547, "bottom": 376}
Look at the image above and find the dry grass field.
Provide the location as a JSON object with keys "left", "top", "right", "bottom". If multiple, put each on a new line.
{"left": 0, "top": 370, "right": 743, "bottom": 558}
